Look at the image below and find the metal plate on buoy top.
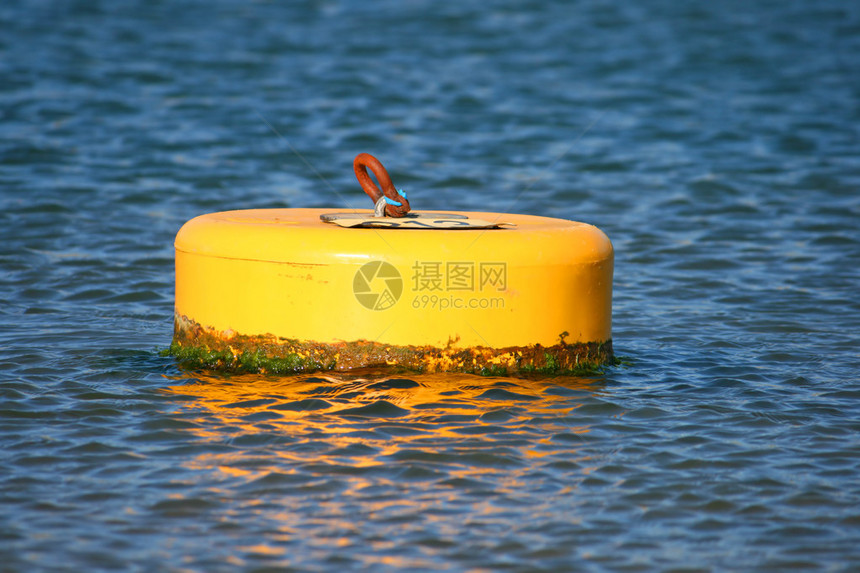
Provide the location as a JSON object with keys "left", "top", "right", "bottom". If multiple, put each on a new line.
{"left": 320, "top": 211, "right": 469, "bottom": 221}
{"left": 320, "top": 211, "right": 514, "bottom": 229}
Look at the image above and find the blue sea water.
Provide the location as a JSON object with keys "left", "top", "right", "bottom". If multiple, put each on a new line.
{"left": 2, "top": 0, "right": 860, "bottom": 571}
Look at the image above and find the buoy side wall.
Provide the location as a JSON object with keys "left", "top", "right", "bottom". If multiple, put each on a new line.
{"left": 175, "top": 251, "right": 612, "bottom": 349}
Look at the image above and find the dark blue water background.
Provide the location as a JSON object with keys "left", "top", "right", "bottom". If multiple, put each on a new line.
{"left": 2, "top": 1, "right": 859, "bottom": 571}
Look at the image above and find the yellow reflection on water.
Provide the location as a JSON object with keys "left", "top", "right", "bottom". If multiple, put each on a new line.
{"left": 165, "top": 370, "right": 597, "bottom": 433}
{"left": 165, "top": 370, "right": 601, "bottom": 504}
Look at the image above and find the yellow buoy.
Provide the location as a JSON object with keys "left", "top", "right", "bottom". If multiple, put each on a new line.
{"left": 170, "top": 155, "right": 613, "bottom": 375}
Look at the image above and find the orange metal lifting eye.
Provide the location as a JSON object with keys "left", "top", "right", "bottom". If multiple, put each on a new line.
{"left": 353, "top": 153, "right": 411, "bottom": 218}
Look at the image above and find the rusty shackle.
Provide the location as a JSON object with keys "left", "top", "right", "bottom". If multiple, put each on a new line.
{"left": 353, "top": 153, "right": 411, "bottom": 218}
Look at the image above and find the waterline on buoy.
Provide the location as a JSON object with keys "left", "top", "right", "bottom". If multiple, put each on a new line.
{"left": 169, "top": 314, "right": 614, "bottom": 376}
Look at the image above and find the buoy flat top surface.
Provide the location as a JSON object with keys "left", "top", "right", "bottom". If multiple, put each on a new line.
{"left": 175, "top": 208, "right": 612, "bottom": 266}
